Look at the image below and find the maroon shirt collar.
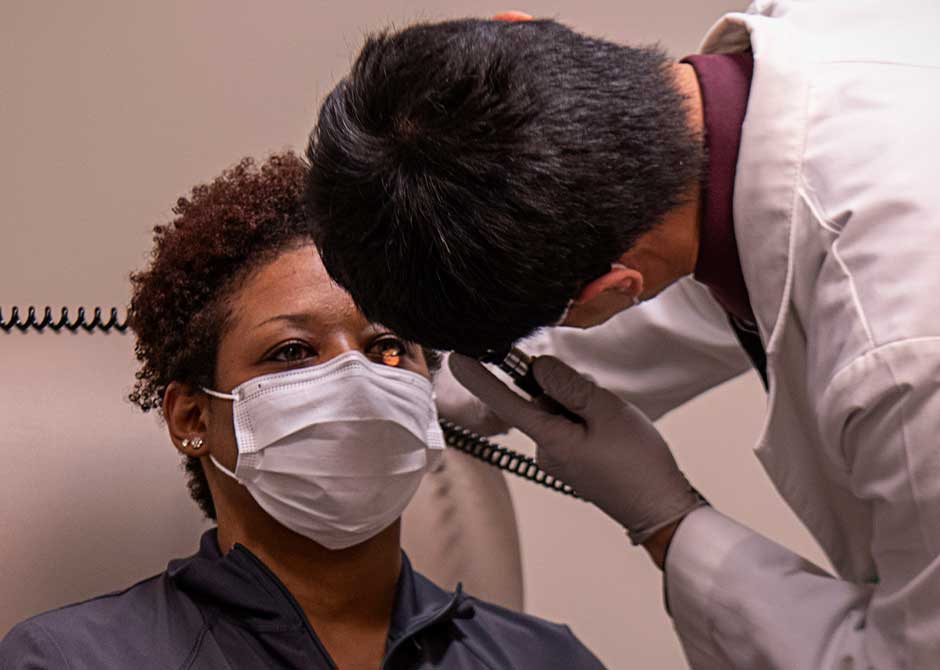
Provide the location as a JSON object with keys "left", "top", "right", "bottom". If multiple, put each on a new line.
{"left": 681, "top": 52, "right": 755, "bottom": 324}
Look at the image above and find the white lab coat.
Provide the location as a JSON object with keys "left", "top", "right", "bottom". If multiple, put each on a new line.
{"left": 527, "top": 0, "right": 940, "bottom": 666}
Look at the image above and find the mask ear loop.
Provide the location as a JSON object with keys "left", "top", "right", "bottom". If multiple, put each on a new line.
{"left": 611, "top": 263, "right": 643, "bottom": 306}
{"left": 208, "top": 454, "right": 243, "bottom": 484}
{"left": 202, "top": 387, "right": 237, "bottom": 401}
{"left": 199, "top": 387, "right": 245, "bottom": 483}
{"left": 553, "top": 300, "right": 574, "bottom": 326}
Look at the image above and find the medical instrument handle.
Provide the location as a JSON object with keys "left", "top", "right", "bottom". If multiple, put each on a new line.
{"left": 480, "top": 347, "right": 586, "bottom": 425}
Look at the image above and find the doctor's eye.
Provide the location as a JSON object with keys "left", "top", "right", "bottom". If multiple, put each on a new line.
{"left": 269, "top": 341, "right": 316, "bottom": 364}
{"left": 368, "top": 336, "right": 409, "bottom": 367}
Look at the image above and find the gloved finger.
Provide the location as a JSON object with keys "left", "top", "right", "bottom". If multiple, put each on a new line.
{"left": 434, "top": 353, "right": 511, "bottom": 436}
{"left": 530, "top": 355, "right": 598, "bottom": 417}
{"left": 448, "top": 354, "right": 571, "bottom": 439}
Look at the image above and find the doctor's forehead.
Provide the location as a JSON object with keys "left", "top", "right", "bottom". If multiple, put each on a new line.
{"left": 229, "top": 244, "right": 368, "bottom": 334}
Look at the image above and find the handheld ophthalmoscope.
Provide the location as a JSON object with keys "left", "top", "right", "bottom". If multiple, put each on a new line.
{"left": 480, "top": 347, "right": 586, "bottom": 425}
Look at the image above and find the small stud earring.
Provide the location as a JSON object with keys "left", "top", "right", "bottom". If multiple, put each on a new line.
{"left": 181, "top": 437, "right": 204, "bottom": 450}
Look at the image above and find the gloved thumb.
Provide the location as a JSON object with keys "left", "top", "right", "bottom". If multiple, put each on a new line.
{"left": 530, "top": 355, "right": 598, "bottom": 417}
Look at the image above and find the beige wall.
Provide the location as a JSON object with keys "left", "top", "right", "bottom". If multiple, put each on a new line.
{"left": 1, "top": 2, "right": 829, "bottom": 668}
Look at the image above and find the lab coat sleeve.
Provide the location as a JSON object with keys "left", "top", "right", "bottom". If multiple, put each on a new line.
{"left": 525, "top": 277, "right": 752, "bottom": 421}
{"left": 665, "top": 338, "right": 940, "bottom": 669}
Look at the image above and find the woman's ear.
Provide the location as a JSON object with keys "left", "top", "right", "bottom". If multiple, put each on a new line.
{"left": 163, "top": 381, "right": 210, "bottom": 458}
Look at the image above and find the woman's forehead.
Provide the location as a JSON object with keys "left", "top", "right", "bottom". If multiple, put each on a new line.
{"left": 231, "top": 245, "right": 365, "bottom": 333}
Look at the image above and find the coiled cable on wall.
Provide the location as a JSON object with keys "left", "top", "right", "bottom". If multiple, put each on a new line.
{"left": 3, "top": 304, "right": 579, "bottom": 498}
{"left": 0, "top": 306, "right": 128, "bottom": 333}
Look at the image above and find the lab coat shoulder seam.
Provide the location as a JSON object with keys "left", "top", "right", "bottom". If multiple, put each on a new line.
{"left": 867, "top": 346, "right": 932, "bottom": 669}
{"left": 829, "top": 337, "right": 940, "bottom": 386}
{"left": 818, "top": 59, "right": 940, "bottom": 71}
{"left": 797, "top": 184, "right": 878, "bottom": 350}
{"left": 829, "top": 242, "right": 876, "bottom": 348}
{"left": 874, "top": 344, "right": 940, "bottom": 562}
{"left": 764, "top": 64, "right": 813, "bottom": 355}
{"left": 797, "top": 182, "right": 843, "bottom": 235}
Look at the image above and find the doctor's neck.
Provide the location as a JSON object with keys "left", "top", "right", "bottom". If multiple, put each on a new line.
{"left": 619, "top": 63, "right": 705, "bottom": 300}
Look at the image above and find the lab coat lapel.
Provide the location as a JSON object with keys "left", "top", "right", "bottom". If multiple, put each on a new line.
{"left": 701, "top": 13, "right": 810, "bottom": 354}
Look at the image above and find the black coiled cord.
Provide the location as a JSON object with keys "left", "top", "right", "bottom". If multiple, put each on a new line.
{"left": 3, "top": 305, "right": 579, "bottom": 498}
{"left": 439, "top": 419, "right": 580, "bottom": 499}
{"left": 0, "top": 306, "right": 128, "bottom": 333}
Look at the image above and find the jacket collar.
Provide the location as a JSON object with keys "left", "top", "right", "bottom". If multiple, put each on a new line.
{"left": 387, "top": 551, "right": 466, "bottom": 642}
{"left": 699, "top": 11, "right": 811, "bottom": 354}
{"left": 167, "top": 530, "right": 468, "bottom": 645}
{"left": 167, "top": 529, "right": 293, "bottom": 628}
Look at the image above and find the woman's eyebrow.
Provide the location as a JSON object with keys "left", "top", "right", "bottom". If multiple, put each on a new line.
{"left": 253, "top": 313, "right": 317, "bottom": 330}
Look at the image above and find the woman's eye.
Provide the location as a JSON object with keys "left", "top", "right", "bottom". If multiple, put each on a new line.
{"left": 271, "top": 342, "right": 315, "bottom": 363}
{"left": 370, "top": 337, "right": 407, "bottom": 367}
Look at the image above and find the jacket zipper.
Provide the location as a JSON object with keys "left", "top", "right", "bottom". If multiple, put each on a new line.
{"left": 380, "top": 586, "right": 465, "bottom": 669}
{"left": 233, "top": 545, "right": 338, "bottom": 669}
{"left": 234, "top": 544, "right": 465, "bottom": 670}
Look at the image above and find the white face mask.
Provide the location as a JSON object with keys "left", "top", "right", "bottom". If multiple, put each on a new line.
{"left": 203, "top": 351, "right": 445, "bottom": 550}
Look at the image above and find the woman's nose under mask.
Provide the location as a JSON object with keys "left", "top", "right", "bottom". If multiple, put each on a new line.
{"left": 203, "top": 351, "right": 445, "bottom": 550}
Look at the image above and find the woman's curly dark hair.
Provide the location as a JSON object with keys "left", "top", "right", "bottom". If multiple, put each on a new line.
{"left": 128, "top": 152, "right": 311, "bottom": 519}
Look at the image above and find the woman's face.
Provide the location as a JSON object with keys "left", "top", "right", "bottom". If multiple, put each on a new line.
{"left": 204, "top": 242, "right": 431, "bottom": 475}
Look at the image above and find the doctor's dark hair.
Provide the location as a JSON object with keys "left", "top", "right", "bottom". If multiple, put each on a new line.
{"left": 306, "top": 18, "right": 703, "bottom": 355}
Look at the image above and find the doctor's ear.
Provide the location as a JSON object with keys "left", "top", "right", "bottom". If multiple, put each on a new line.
{"left": 560, "top": 265, "right": 644, "bottom": 329}
{"left": 575, "top": 264, "right": 643, "bottom": 305}
{"left": 163, "top": 381, "right": 210, "bottom": 457}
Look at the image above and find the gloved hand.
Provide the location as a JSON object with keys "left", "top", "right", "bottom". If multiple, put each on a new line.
{"left": 449, "top": 353, "right": 706, "bottom": 545}
{"left": 434, "top": 352, "right": 512, "bottom": 436}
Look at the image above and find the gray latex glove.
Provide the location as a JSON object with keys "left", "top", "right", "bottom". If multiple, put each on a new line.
{"left": 434, "top": 352, "right": 512, "bottom": 436}
{"left": 449, "top": 353, "right": 706, "bottom": 545}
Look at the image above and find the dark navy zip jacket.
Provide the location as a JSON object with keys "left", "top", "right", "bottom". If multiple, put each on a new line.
{"left": 0, "top": 530, "right": 602, "bottom": 669}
